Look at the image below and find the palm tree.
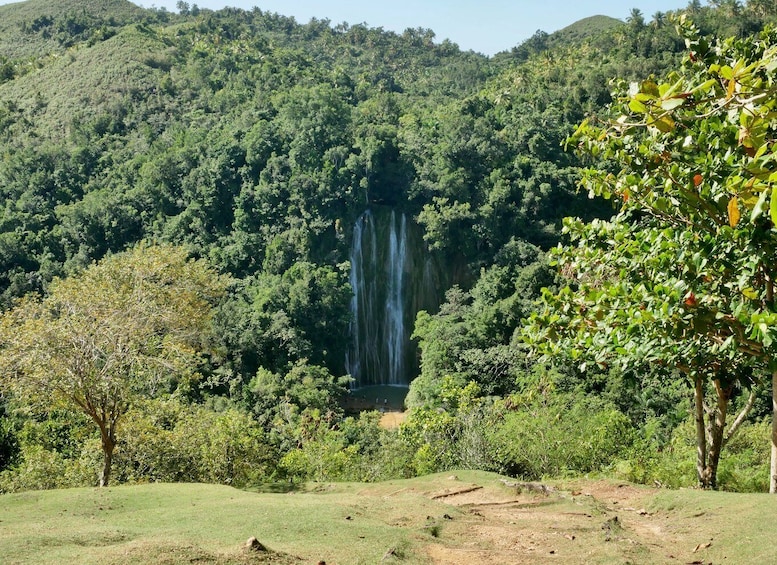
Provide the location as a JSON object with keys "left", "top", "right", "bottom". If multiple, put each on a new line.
{"left": 687, "top": 0, "right": 703, "bottom": 13}
{"left": 627, "top": 8, "right": 645, "bottom": 29}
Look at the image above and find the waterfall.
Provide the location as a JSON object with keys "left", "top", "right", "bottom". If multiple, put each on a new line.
{"left": 384, "top": 211, "right": 407, "bottom": 385}
{"left": 347, "top": 209, "right": 422, "bottom": 387}
{"left": 345, "top": 210, "right": 379, "bottom": 385}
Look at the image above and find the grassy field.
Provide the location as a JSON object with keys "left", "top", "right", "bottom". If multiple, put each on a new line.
{"left": 1, "top": 471, "right": 776, "bottom": 564}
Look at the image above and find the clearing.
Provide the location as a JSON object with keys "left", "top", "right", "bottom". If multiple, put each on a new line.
{"left": 1, "top": 470, "right": 774, "bottom": 564}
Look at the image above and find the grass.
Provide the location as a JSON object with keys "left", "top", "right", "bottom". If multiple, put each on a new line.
{"left": 648, "top": 488, "right": 777, "bottom": 563}
{"left": 2, "top": 471, "right": 777, "bottom": 564}
{"left": 0, "top": 472, "right": 488, "bottom": 565}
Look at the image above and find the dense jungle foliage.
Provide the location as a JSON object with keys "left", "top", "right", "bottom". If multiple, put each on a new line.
{"left": 1, "top": 0, "right": 777, "bottom": 492}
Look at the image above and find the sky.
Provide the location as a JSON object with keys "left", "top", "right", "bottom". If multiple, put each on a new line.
{"left": 0, "top": 0, "right": 703, "bottom": 55}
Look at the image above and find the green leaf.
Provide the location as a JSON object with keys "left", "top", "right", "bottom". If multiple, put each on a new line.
{"left": 660, "top": 97, "right": 685, "bottom": 111}
{"left": 750, "top": 188, "right": 768, "bottom": 223}
{"left": 629, "top": 98, "right": 648, "bottom": 113}
{"left": 651, "top": 115, "right": 674, "bottom": 133}
{"left": 641, "top": 80, "right": 660, "bottom": 97}
{"left": 691, "top": 79, "right": 718, "bottom": 94}
{"left": 659, "top": 77, "right": 685, "bottom": 98}
{"left": 743, "top": 288, "right": 759, "bottom": 300}
{"left": 770, "top": 186, "right": 777, "bottom": 226}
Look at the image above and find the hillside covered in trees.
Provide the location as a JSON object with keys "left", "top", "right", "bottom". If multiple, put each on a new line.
{"left": 1, "top": 0, "right": 777, "bottom": 492}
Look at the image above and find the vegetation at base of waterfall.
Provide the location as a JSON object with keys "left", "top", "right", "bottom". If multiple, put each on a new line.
{"left": 1, "top": 471, "right": 777, "bottom": 565}
{"left": 1, "top": 0, "right": 777, "bottom": 497}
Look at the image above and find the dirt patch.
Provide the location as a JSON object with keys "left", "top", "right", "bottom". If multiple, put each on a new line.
{"left": 379, "top": 411, "right": 407, "bottom": 429}
{"left": 419, "top": 479, "right": 694, "bottom": 565}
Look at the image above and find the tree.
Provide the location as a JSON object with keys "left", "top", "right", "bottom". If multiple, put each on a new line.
{"left": 747, "top": 0, "right": 777, "bottom": 18}
{"left": 0, "top": 244, "right": 229, "bottom": 486}
{"left": 525, "top": 19, "right": 777, "bottom": 489}
{"left": 651, "top": 12, "right": 667, "bottom": 29}
{"left": 627, "top": 8, "right": 646, "bottom": 30}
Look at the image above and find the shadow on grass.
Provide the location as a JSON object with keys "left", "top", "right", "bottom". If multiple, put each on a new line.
{"left": 246, "top": 481, "right": 303, "bottom": 494}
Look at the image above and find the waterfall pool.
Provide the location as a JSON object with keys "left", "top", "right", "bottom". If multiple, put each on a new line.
{"left": 343, "top": 384, "right": 409, "bottom": 413}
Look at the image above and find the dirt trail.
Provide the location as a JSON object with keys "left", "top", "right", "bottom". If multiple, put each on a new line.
{"left": 378, "top": 411, "right": 407, "bottom": 429}
{"left": 420, "top": 478, "right": 693, "bottom": 565}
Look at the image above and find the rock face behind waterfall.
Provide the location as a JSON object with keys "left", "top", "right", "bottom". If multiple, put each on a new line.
{"left": 346, "top": 208, "right": 442, "bottom": 387}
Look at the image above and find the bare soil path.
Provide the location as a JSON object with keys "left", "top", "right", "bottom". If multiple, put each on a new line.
{"left": 414, "top": 476, "right": 708, "bottom": 565}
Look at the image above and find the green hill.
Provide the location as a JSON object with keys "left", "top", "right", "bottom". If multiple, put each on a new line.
{"left": 0, "top": 25, "right": 169, "bottom": 138}
{"left": 0, "top": 0, "right": 146, "bottom": 60}
{"left": 550, "top": 14, "right": 624, "bottom": 45}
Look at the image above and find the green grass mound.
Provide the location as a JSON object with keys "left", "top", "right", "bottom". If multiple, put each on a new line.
{"left": 2, "top": 472, "right": 777, "bottom": 564}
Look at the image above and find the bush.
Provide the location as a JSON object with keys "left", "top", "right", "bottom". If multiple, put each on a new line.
{"left": 0, "top": 412, "right": 19, "bottom": 472}
{"left": 279, "top": 410, "right": 415, "bottom": 482}
{"left": 399, "top": 380, "right": 501, "bottom": 475}
{"left": 0, "top": 442, "right": 99, "bottom": 492}
{"left": 614, "top": 416, "right": 770, "bottom": 492}
{"left": 613, "top": 416, "right": 697, "bottom": 488}
{"left": 0, "top": 399, "right": 279, "bottom": 492}
{"left": 488, "top": 393, "right": 633, "bottom": 479}
{"left": 0, "top": 409, "right": 98, "bottom": 492}
{"left": 113, "top": 399, "right": 276, "bottom": 487}
{"left": 716, "top": 419, "right": 770, "bottom": 492}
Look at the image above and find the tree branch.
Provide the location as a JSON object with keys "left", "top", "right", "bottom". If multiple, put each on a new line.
{"left": 723, "top": 386, "right": 758, "bottom": 448}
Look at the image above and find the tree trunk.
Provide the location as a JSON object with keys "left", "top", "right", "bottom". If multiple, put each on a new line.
{"left": 771, "top": 370, "right": 777, "bottom": 493}
{"left": 99, "top": 424, "right": 116, "bottom": 488}
{"left": 705, "top": 380, "right": 730, "bottom": 490}
{"left": 693, "top": 377, "right": 708, "bottom": 488}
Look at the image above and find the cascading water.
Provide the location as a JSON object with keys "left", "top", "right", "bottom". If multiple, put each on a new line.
{"left": 384, "top": 211, "right": 407, "bottom": 385}
{"left": 346, "top": 208, "right": 438, "bottom": 388}
{"left": 346, "top": 210, "right": 379, "bottom": 385}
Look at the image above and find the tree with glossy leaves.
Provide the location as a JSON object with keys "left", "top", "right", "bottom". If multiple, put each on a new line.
{"left": 525, "top": 18, "right": 777, "bottom": 490}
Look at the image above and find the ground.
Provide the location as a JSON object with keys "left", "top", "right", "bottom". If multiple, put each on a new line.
{"left": 378, "top": 410, "right": 407, "bottom": 428}
{"left": 2, "top": 468, "right": 770, "bottom": 564}
{"left": 374, "top": 411, "right": 711, "bottom": 564}
{"left": 416, "top": 476, "right": 716, "bottom": 565}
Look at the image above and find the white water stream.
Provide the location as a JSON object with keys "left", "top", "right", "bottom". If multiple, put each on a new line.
{"left": 346, "top": 209, "right": 409, "bottom": 386}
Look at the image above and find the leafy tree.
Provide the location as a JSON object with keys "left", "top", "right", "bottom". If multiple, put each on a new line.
{"left": 410, "top": 241, "right": 553, "bottom": 406}
{"left": 526, "top": 19, "right": 777, "bottom": 490}
{"left": 0, "top": 244, "right": 228, "bottom": 486}
{"left": 215, "top": 262, "right": 351, "bottom": 381}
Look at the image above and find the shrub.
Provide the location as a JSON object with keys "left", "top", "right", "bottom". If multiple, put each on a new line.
{"left": 0, "top": 442, "right": 98, "bottom": 492}
{"left": 614, "top": 417, "right": 770, "bottom": 492}
{"left": 488, "top": 393, "right": 633, "bottom": 479}
{"left": 716, "top": 419, "right": 770, "bottom": 492}
{"left": 399, "top": 380, "right": 502, "bottom": 475}
{"left": 113, "top": 399, "right": 276, "bottom": 487}
{"left": 278, "top": 410, "right": 415, "bottom": 482}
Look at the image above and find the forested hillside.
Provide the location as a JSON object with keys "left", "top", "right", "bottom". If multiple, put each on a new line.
{"left": 1, "top": 0, "right": 777, "bottom": 492}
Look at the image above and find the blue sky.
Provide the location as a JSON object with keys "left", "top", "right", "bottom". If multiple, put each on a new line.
{"left": 0, "top": 0, "right": 704, "bottom": 55}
